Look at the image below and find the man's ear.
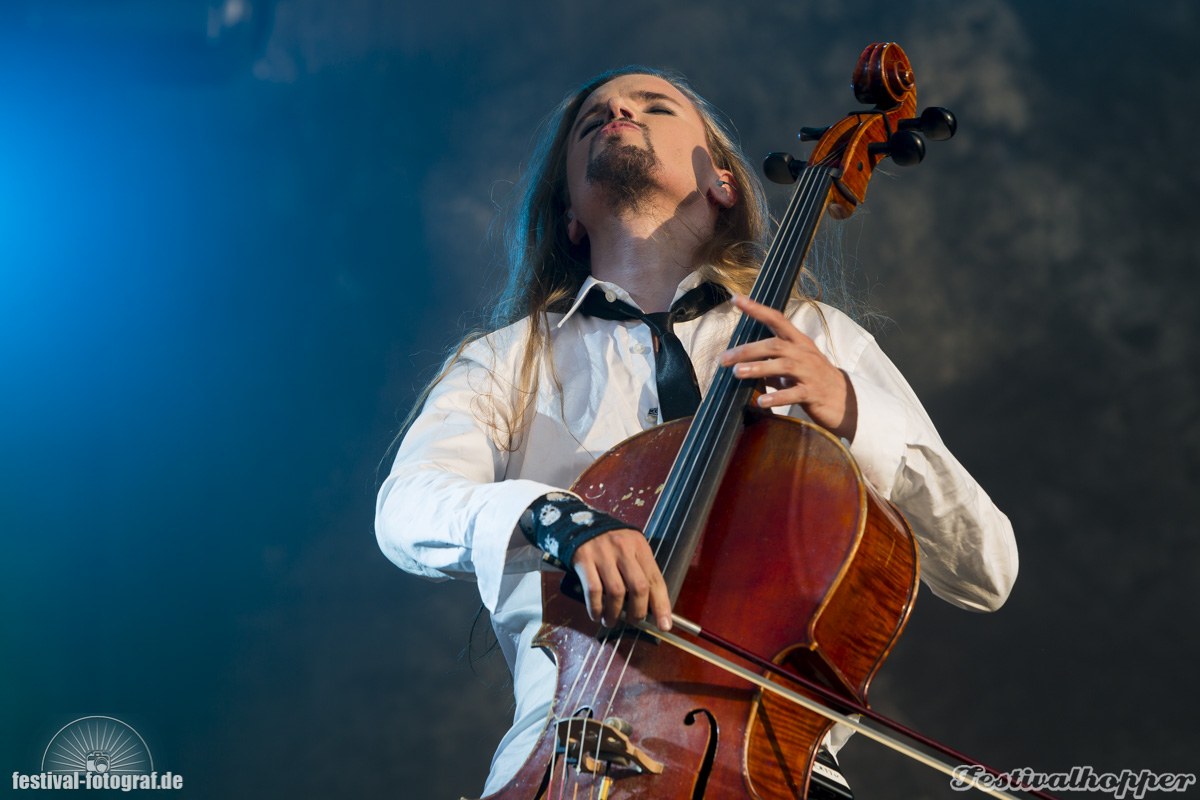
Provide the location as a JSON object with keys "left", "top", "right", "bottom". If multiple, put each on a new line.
{"left": 706, "top": 169, "right": 738, "bottom": 209}
{"left": 566, "top": 209, "right": 588, "bottom": 245}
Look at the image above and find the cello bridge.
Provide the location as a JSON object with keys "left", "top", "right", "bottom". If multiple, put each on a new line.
{"left": 553, "top": 716, "right": 664, "bottom": 776}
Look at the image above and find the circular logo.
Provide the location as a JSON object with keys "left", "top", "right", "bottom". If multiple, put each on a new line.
{"left": 41, "top": 716, "right": 153, "bottom": 775}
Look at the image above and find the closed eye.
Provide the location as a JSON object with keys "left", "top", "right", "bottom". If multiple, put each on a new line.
{"left": 573, "top": 90, "right": 682, "bottom": 139}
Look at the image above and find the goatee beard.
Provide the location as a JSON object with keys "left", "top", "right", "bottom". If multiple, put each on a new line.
{"left": 586, "top": 141, "right": 659, "bottom": 215}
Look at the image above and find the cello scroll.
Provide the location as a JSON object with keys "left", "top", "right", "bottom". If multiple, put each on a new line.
{"left": 765, "top": 41, "right": 956, "bottom": 219}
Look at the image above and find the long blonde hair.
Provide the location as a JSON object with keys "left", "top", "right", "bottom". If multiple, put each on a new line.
{"left": 409, "top": 67, "right": 776, "bottom": 451}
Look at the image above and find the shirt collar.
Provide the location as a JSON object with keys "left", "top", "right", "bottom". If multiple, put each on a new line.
{"left": 556, "top": 271, "right": 708, "bottom": 329}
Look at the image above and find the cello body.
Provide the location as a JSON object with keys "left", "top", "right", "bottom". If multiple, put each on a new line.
{"left": 484, "top": 412, "right": 919, "bottom": 799}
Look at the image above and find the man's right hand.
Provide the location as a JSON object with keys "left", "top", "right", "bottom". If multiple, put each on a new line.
{"left": 571, "top": 529, "right": 672, "bottom": 631}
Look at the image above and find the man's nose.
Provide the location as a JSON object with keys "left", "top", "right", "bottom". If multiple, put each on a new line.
{"left": 604, "top": 97, "right": 637, "bottom": 120}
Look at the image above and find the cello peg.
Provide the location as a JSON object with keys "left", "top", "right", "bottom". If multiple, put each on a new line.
{"left": 868, "top": 130, "right": 926, "bottom": 166}
{"left": 799, "top": 126, "right": 830, "bottom": 141}
{"left": 763, "top": 151, "right": 801, "bottom": 184}
{"left": 898, "top": 107, "right": 957, "bottom": 141}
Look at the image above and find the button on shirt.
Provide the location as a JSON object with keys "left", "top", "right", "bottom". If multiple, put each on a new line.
{"left": 375, "top": 272, "right": 1018, "bottom": 794}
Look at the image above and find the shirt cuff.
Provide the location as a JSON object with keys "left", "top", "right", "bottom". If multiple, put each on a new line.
{"left": 474, "top": 478, "right": 563, "bottom": 611}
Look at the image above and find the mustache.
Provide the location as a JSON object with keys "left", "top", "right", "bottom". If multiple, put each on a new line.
{"left": 587, "top": 120, "right": 649, "bottom": 162}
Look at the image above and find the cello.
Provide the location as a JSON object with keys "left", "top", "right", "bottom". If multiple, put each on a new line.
{"left": 486, "top": 42, "right": 1048, "bottom": 800}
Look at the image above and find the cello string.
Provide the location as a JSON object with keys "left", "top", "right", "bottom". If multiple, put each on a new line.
{"left": 574, "top": 629, "right": 633, "bottom": 794}
{"left": 586, "top": 628, "right": 627, "bottom": 715}
{"left": 648, "top": 162, "right": 821, "bottom": 546}
{"left": 600, "top": 631, "right": 638, "bottom": 720}
{"left": 649, "top": 154, "right": 836, "bottom": 578}
{"left": 595, "top": 630, "right": 637, "bottom": 789}
{"left": 671, "top": 153, "right": 838, "bottom": 502}
{"left": 628, "top": 164, "right": 828, "bottom": 733}
{"left": 549, "top": 633, "right": 606, "bottom": 796}
{"left": 550, "top": 594, "right": 638, "bottom": 790}
{"left": 647, "top": 157, "right": 829, "bottom": 570}
{"left": 560, "top": 626, "right": 634, "bottom": 788}
{"left": 663, "top": 154, "right": 834, "bottom": 522}
{"left": 572, "top": 631, "right": 619, "bottom": 721}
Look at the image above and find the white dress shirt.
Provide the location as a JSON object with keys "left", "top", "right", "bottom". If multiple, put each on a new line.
{"left": 375, "top": 272, "right": 1018, "bottom": 794}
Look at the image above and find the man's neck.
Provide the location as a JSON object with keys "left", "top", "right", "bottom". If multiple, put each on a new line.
{"left": 585, "top": 194, "right": 715, "bottom": 312}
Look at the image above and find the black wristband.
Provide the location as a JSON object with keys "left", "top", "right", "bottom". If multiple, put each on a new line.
{"left": 518, "top": 492, "right": 634, "bottom": 569}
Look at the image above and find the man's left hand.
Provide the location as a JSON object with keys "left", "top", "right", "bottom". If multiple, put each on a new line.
{"left": 718, "top": 294, "right": 858, "bottom": 441}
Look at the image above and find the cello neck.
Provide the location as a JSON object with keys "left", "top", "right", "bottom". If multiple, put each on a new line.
{"left": 647, "top": 165, "right": 838, "bottom": 600}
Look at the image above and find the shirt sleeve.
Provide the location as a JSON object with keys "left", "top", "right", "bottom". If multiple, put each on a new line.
{"left": 800, "top": 308, "right": 1019, "bottom": 613}
{"left": 374, "top": 335, "right": 557, "bottom": 612}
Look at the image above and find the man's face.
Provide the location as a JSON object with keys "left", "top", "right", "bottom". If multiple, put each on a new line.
{"left": 565, "top": 74, "right": 717, "bottom": 224}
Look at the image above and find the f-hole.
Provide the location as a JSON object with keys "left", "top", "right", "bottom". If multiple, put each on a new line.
{"left": 683, "top": 708, "right": 719, "bottom": 800}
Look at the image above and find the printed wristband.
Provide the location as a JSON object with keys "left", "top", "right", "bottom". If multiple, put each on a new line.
{"left": 518, "top": 491, "right": 635, "bottom": 569}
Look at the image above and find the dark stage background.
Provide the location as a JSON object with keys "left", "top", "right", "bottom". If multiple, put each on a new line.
{"left": 2, "top": 1, "right": 1197, "bottom": 798}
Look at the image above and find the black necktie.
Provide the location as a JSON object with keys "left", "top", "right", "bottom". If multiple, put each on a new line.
{"left": 579, "top": 282, "right": 730, "bottom": 422}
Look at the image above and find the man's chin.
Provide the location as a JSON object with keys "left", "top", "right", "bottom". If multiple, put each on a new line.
{"left": 586, "top": 144, "right": 659, "bottom": 213}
